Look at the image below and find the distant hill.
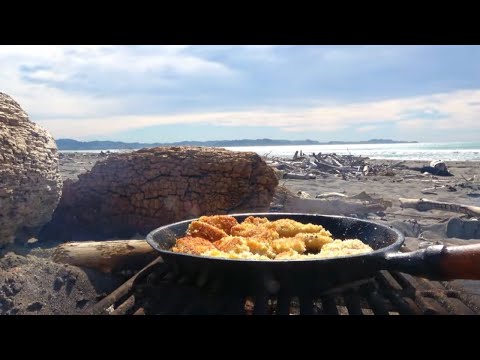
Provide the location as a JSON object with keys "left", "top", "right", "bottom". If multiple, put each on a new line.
{"left": 56, "top": 138, "right": 418, "bottom": 151}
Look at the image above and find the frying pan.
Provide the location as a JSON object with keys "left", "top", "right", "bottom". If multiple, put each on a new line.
{"left": 146, "top": 213, "right": 480, "bottom": 294}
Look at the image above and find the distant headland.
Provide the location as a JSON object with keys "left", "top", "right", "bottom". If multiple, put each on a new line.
{"left": 56, "top": 138, "right": 418, "bottom": 151}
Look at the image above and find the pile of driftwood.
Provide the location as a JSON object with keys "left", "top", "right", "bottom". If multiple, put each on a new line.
{"left": 266, "top": 152, "right": 406, "bottom": 180}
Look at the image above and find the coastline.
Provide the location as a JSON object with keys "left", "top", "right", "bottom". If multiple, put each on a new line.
{"left": 58, "top": 141, "right": 480, "bottom": 162}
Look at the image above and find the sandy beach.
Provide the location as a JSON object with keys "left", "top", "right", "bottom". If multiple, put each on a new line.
{"left": 59, "top": 153, "right": 480, "bottom": 222}
{"left": 57, "top": 152, "right": 480, "bottom": 242}
{"left": 1, "top": 150, "right": 479, "bottom": 315}
{"left": 283, "top": 159, "right": 479, "bottom": 223}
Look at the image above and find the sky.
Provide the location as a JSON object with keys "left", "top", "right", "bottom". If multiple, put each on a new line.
{"left": 1, "top": 45, "right": 479, "bottom": 143}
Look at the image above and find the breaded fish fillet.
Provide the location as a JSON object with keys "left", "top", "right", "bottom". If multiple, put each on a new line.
{"left": 172, "top": 236, "right": 216, "bottom": 255}
{"left": 294, "top": 231, "right": 334, "bottom": 252}
{"left": 202, "top": 248, "right": 270, "bottom": 260}
{"left": 213, "top": 236, "right": 276, "bottom": 258}
{"left": 173, "top": 216, "right": 373, "bottom": 261}
{"left": 243, "top": 216, "right": 269, "bottom": 225}
{"left": 245, "top": 238, "right": 276, "bottom": 258}
{"left": 213, "top": 236, "right": 250, "bottom": 253}
{"left": 319, "top": 239, "right": 373, "bottom": 258}
{"left": 272, "top": 219, "right": 326, "bottom": 237}
{"left": 230, "top": 221, "right": 279, "bottom": 241}
{"left": 274, "top": 249, "right": 304, "bottom": 260}
{"left": 188, "top": 220, "right": 228, "bottom": 241}
{"left": 198, "top": 215, "right": 239, "bottom": 234}
{"left": 272, "top": 237, "right": 306, "bottom": 254}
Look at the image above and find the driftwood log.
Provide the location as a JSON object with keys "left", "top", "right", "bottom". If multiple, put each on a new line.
{"left": 52, "top": 240, "right": 157, "bottom": 273}
{"left": 399, "top": 198, "right": 480, "bottom": 218}
{"left": 284, "top": 173, "right": 316, "bottom": 180}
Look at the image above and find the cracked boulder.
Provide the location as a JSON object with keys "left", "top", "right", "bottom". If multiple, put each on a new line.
{"left": 0, "top": 92, "right": 62, "bottom": 245}
{"left": 40, "top": 147, "right": 278, "bottom": 240}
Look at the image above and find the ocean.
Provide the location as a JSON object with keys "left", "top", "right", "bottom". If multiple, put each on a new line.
{"left": 61, "top": 142, "right": 480, "bottom": 161}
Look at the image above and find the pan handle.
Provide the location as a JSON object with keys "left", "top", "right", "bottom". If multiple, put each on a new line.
{"left": 382, "top": 243, "right": 480, "bottom": 280}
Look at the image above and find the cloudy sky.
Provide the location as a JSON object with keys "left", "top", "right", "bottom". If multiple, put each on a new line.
{"left": 1, "top": 45, "right": 479, "bottom": 142}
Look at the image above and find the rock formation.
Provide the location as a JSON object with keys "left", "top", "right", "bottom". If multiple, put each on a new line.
{"left": 41, "top": 147, "right": 278, "bottom": 240}
{"left": 0, "top": 92, "right": 63, "bottom": 245}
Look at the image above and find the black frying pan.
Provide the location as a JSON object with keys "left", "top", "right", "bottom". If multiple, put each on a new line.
{"left": 146, "top": 213, "right": 480, "bottom": 294}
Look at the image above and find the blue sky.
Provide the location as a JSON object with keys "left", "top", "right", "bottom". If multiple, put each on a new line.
{"left": 1, "top": 45, "right": 479, "bottom": 142}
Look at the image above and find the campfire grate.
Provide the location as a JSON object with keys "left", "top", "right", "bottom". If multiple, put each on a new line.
{"left": 85, "top": 252, "right": 480, "bottom": 315}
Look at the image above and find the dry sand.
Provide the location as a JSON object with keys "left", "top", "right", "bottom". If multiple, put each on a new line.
{"left": 282, "top": 159, "right": 480, "bottom": 225}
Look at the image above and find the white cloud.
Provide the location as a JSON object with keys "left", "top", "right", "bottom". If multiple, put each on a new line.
{"left": 396, "top": 119, "right": 433, "bottom": 130}
{"left": 0, "top": 45, "right": 238, "bottom": 120}
{"left": 35, "top": 89, "right": 480, "bottom": 139}
{"left": 1, "top": 45, "right": 479, "bottom": 141}
{"left": 357, "top": 125, "right": 378, "bottom": 133}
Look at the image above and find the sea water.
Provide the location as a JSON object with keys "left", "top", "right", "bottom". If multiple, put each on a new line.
{"left": 61, "top": 142, "right": 480, "bottom": 161}
{"left": 224, "top": 142, "right": 480, "bottom": 161}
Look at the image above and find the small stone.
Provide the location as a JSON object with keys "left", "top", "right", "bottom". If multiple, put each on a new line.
{"left": 2, "top": 280, "right": 22, "bottom": 297}
{"left": 26, "top": 238, "right": 39, "bottom": 246}
{"left": 26, "top": 301, "right": 44, "bottom": 312}
{"left": 53, "top": 276, "right": 64, "bottom": 291}
{"left": 0, "top": 295, "right": 14, "bottom": 312}
{"left": 5, "top": 307, "right": 19, "bottom": 315}
{"left": 76, "top": 299, "right": 89, "bottom": 309}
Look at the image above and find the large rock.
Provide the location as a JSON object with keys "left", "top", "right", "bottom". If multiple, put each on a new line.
{"left": 0, "top": 92, "right": 62, "bottom": 245}
{"left": 41, "top": 147, "right": 278, "bottom": 240}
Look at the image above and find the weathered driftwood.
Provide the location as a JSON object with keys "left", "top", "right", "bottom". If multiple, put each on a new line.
{"left": 268, "top": 152, "right": 372, "bottom": 178}
{"left": 315, "top": 192, "right": 348, "bottom": 199}
{"left": 52, "top": 240, "right": 158, "bottom": 273}
{"left": 421, "top": 185, "right": 457, "bottom": 194}
{"left": 399, "top": 198, "right": 480, "bottom": 218}
{"left": 284, "top": 173, "right": 316, "bottom": 180}
{"left": 420, "top": 179, "right": 451, "bottom": 182}
{"left": 327, "top": 154, "right": 344, "bottom": 167}
{"left": 421, "top": 185, "right": 446, "bottom": 194}
{"left": 85, "top": 257, "right": 164, "bottom": 315}
{"left": 314, "top": 158, "right": 358, "bottom": 173}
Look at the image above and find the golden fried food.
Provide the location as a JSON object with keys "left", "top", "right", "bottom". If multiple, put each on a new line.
{"left": 243, "top": 216, "right": 269, "bottom": 225}
{"left": 198, "top": 215, "right": 239, "bottom": 234}
{"left": 213, "top": 236, "right": 250, "bottom": 253}
{"left": 214, "top": 236, "right": 276, "bottom": 258}
{"left": 294, "top": 231, "right": 334, "bottom": 252}
{"left": 188, "top": 220, "right": 228, "bottom": 241}
{"left": 231, "top": 221, "right": 279, "bottom": 240}
{"left": 202, "top": 248, "right": 270, "bottom": 260}
{"left": 245, "top": 238, "right": 276, "bottom": 258}
{"left": 172, "top": 236, "right": 216, "bottom": 255}
{"left": 275, "top": 249, "right": 304, "bottom": 260}
{"left": 272, "top": 237, "right": 306, "bottom": 254}
{"left": 318, "top": 239, "right": 373, "bottom": 258}
{"left": 272, "top": 219, "right": 326, "bottom": 237}
{"left": 172, "top": 216, "right": 374, "bottom": 260}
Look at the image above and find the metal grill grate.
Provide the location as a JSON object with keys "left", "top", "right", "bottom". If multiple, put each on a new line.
{"left": 86, "top": 256, "right": 480, "bottom": 315}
